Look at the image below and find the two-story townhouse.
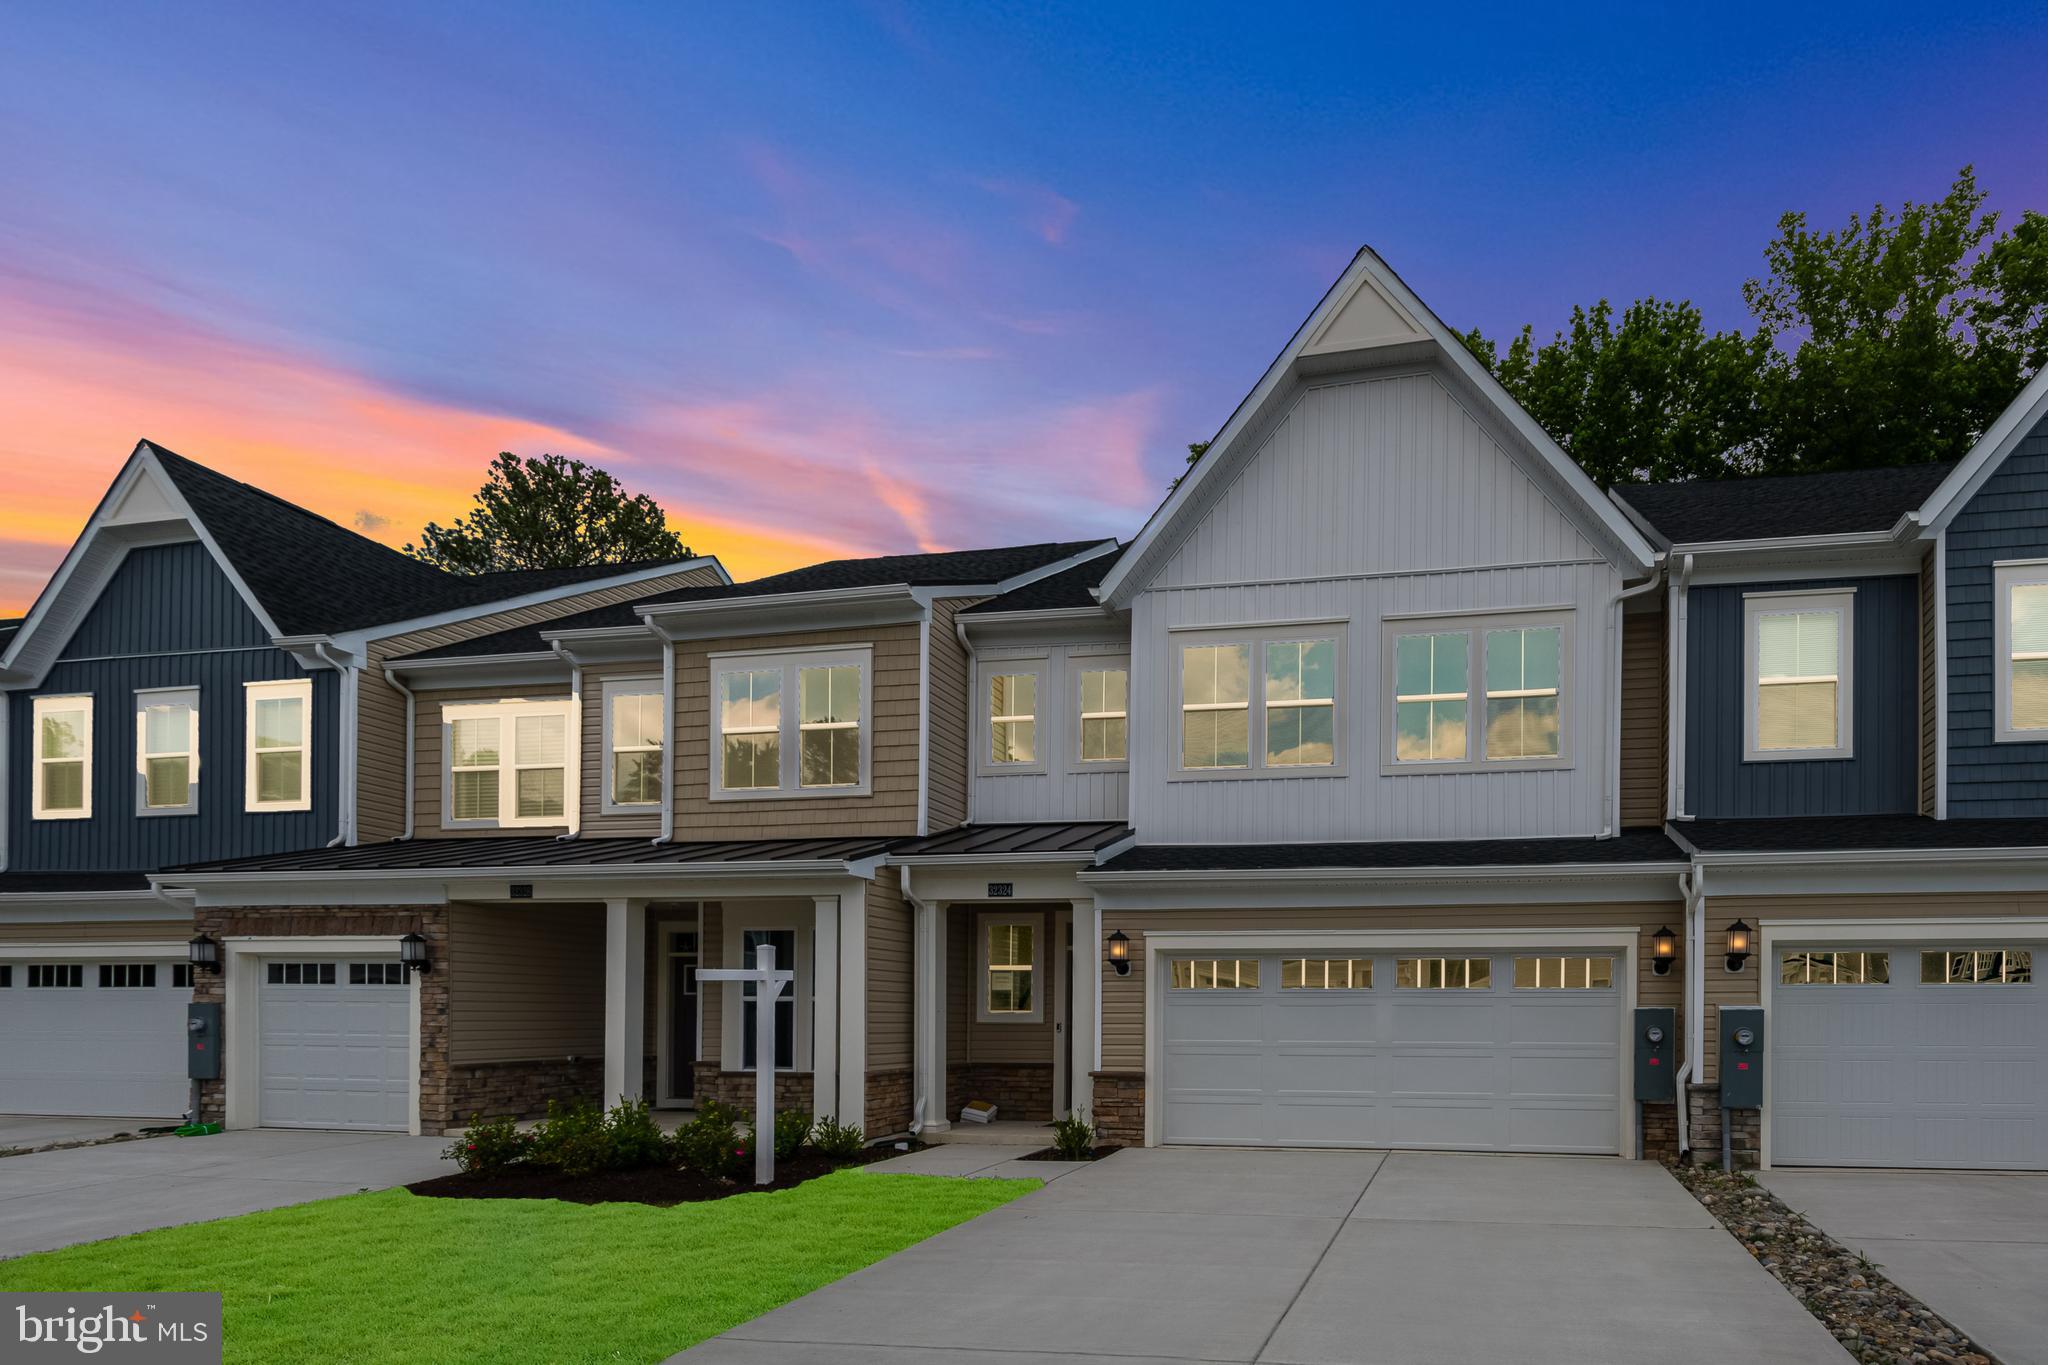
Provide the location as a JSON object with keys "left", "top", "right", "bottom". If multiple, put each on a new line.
{"left": 1613, "top": 365, "right": 2048, "bottom": 1172}
{"left": 154, "top": 540, "right": 1114, "bottom": 1136}
{"left": 0, "top": 440, "right": 725, "bottom": 1121}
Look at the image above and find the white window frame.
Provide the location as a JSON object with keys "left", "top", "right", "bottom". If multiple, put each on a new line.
{"left": 977, "top": 911, "right": 1045, "bottom": 1023}
{"left": 1171, "top": 622, "right": 1347, "bottom": 780}
{"left": 440, "top": 699, "right": 574, "bottom": 829}
{"left": 134, "top": 686, "right": 199, "bottom": 817}
{"left": 708, "top": 645, "right": 873, "bottom": 800}
{"left": 976, "top": 656, "right": 1048, "bottom": 776}
{"left": 1382, "top": 609, "right": 1573, "bottom": 775}
{"left": 1743, "top": 588, "right": 1855, "bottom": 762}
{"left": 1993, "top": 560, "right": 2048, "bottom": 743}
{"left": 599, "top": 676, "right": 666, "bottom": 815}
{"left": 1074, "top": 658, "right": 1131, "bottom": 770}
{"left": 244, "top": 678, "right": 312, "bottom": 813}
{"left": 31, "top": 693, "right": 93, "bottom": 821}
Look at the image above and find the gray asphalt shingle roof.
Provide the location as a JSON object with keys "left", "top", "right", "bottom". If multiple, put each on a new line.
{"left": 1614, "top": 462, "right": 1956, "bottom": 547}
{"left": 961, "top": 547, "right": 1121, "bottom": 615}
{"left": 164, "top": 835, "right": 895, "bottom": 876}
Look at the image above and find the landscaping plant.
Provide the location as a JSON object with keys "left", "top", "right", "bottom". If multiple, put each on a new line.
{"left": 672, "top": 1100, "right": 748, "bottom": 1180}
{"left": 809, "top": 1114, "right": 865, "bottom": 1161}
{"left": 605, "top": 1097, "right": 670, "bottom": 1169}
{"left": 527, "top": 1099, "right": 611, "bottom": 1177}
{"left": 444, "top": 1114, "right": 530, "bottom": 1174}
{"left": 1050, "top": 1108, "right": 1100, "bottom": 1161}
{"left": 773, "top": 1108, "right": 812, "bottom": 1161}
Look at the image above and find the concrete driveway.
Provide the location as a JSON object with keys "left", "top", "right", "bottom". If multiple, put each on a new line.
{"left": 0, "top": 1128, "right": 455, "bottom": 1259}
{"left": 0, "top": 1115, "right": 175, "bottom": 1151}
{"left": 1762, "top": 1168, "right": 2048, "bottom": 1365}
{"left": 679, "top": 1147, "right": 1847, "bottom": 1365}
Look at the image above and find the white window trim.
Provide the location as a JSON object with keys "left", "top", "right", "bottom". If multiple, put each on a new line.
{"left": 1993, "top": 559, "right": 2048, "bottom": 743}
{"left": 440, "top": 699, "right": 574, "bottom": 829}
{"left": 976, "top": 656, "right": 1049, "bottom": 776}
{"left": 708, "top": 645, "right": 874, "bottom": 801}
{"left": 976, "top": 910, "right": 1044, "bottom": 1023}
{"left": 134, "top": 686, "right": 199, "bottom": 817}
{"left": 599, "top": 676, "right": 666, "bottom": 815}
{"left": 1381, "top": 610, "right": 1573, "bottom": 775}
{"left": 1743, "top": 588, "right": 1855, "bottom": 762}
{"left": 1171, "top": 623, "right": 1348, "bottom": 780}
{"left": 243, "top": 678, "right": 313, "bottom": 813}
{"left": 1073, "top": 657, "right": 1131, "bottom": 771}
{"left": 31, "top": 693, "right": 93, "bottom": 820}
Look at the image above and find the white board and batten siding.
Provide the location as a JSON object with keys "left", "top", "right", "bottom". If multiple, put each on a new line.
{"left": 971, "top": 640, "right": 1130, "bottom": 825}
{"left": 1129, "top": 368, "right": 1628, "bottom": 844}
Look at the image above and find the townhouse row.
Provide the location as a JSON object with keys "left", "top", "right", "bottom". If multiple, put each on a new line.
{"left": 4, "top": 248, "right": 2046, "bottom": 1171}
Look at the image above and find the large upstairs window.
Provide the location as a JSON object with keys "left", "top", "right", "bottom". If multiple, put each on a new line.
{"left": 1995, "top": 561, "right": 2048, "bottom": 742}
{"left": 1744, "top": 589, "right": 1853, "bottom": 761}
{"left": 442, "top": 700, "right": 571, "bottom": 828}
{"left": 711, "top": 647, "right": 871, "bottom": 799}
{"left": 1386, "top": 611, "right": 1569, "bottom": 772}
{"left": 602, "top": 678, "right": 665, "bottom": 813}
{"left": 1177, "top": 628, "right": 1342, "bottom": 776}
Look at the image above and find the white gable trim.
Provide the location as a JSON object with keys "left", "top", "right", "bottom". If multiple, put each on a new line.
{"left": 1098, "top": 250, "right": 1657, "bottom": 607}
{"left": 1916, "top": 365, "right": 2048, "bottom": 536}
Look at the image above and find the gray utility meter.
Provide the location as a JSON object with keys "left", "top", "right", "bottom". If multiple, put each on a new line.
{"left": 187, "top": 1002, "right": 222, "bottom": 1081}
{"left": 1633, "top": 1007, "right": 1676, "bottom": 1102}
{"left": 1719, "top": 1006, "right": 1764, "bottom": 1110}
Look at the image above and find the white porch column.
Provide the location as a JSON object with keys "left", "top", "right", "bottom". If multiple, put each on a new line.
{"left": 604, "top": 899, "right": 647, "bottom": 1104}
{"left": 1070, "top": 898, "right": 1096, "bottom": 1121}
{"left": 811, "top": 896, "right": 840, "bottom": 1121}
{"left": 837, "top": 881, "right": 868, "bottom": 1131}
{"left": 913, "top": 897, "right": 950, "bottom": 1132}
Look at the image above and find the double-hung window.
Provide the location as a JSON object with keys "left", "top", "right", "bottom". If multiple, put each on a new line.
{"left": 1994, "top": 562, "right": 2048, "bottom": 742}
{"left": 979, "top": 914, "right": 1042, "bottom": 1022}
{"left": 32, "top": 695, "right": 92, "bottom": 820}
{"left": 442, "top": 700, "right": 571, "bottom": 828}
{"left": 1387, "top": 612, "right": 1569, "bottom": 771}
{"left": 1745, "top": 590, "right": 1853, "bottom": 760}
{"left": 1178, "top": 629, "right": 1341, "bottom": 774}
{"left": 711, "top": 647, "right": 871, "bottom": 798}
{"left": 602, "top": 679, "right": 665, "bottom": 812}
{"left": 245, "top": 679, "right": 311, "bottom": 812}
{"left": 135, "top": 688, "right": 199, "bottom": 815}
{"left": 987, "top": 669, "right": 1041, "bottom": 768}
{"left": 1077, "top": 665, "right": 1128, "bottom": 764}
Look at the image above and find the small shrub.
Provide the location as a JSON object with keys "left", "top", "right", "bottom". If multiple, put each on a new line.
{"left": 528, "top": 1099, "right": 610, "bottom": 1177}
{"left": 773, "top": 1108, "right": 812, "bottom": 1161}
{"left": 810, "top": 1114, "right": 865, "bottom": 1161}
{"left": 673, "top": 1100, "right": 748, "bottom": 1179}
{"left": 605, "top": 1096, "right": 669, "bottom": 1170}
{"left": 444, "top": 1113, "right": 529, "bottom": 1174}
{"left": 1050, "top": 1108, "right": 1100, "bottom": 1161}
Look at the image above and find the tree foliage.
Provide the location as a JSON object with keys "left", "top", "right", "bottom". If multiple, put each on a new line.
{"left": 406, "top": 452, "right": 691, "bottom": 573}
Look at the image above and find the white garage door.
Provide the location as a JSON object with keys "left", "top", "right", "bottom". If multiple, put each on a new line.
{"left": 0, "top": 958, "right": 187, "bottom": 1117}
{"left": 1161, "top": 950, "right": 1622, "bottom": 1152}
{"left": 258, "top": 959, "right": 412, "bottom": 1131}
{"left": 1773, "top": 942, "right": 2047, "bottom": 1169}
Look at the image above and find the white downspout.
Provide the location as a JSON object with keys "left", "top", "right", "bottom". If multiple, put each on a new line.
{"left": 1677, "top": 864, "right": 1707, "bottom": 1156}
{"left": 314, "top": 642, "right": 355, "bottom": 847}
{"left": 381, "top": 668, "right": 417, "bottom": 841}
{"left": 1603, "top": 568, "right": 1665, "bottom": 837}
{"left": 1668, "top": 554, "right": 1693, "bottom": 821}
{"left": 647, "top": 619, "right": 679, "bottom": 845}
{"left": 0, "top": 691, "right": 9, "bottom": 873}
{"left": 553, "top": 642, "right": 584, "bottom": 841}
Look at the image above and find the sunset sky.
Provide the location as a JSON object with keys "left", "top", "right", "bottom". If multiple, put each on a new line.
{"left": 2, "top": 3, "right": 2044, "bottom": 615}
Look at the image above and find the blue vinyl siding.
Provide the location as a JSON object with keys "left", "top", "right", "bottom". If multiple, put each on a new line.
{"left": 1946, "top": 419, "right": 2048, "bottom": 815}
{"left": 1685, "top": 575, "right": 1920, "bottom": 817}
{"left": 7, "top": 543, "right": 339, "bottom": 869}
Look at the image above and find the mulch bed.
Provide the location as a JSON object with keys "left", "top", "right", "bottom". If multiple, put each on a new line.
{"left": 1017, "top": 1146, "right": 1123, "bottom": 1163}
{"left": 1673, "top": 1165, "right": 1999, "bottom": 1365}
{"left": 408, "top": 1145, "right": 905, "bottom": 1207}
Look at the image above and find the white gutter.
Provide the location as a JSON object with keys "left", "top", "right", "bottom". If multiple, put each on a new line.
{"left": 1668, "top": 553, "right": 1693, "bottom": 820}
{"left": 312, "top": 642, "right": 356, "bottom": 847}
{"left": 1078, "top": 861, "right": 1688, "bottom": 886}
{"left": 1933, "top": 531, "right": 1948, "bottom": 818}
{"left": 1689, "top": 844, "right": 2048, "bottom": 868}
{"left": 155, "top": 857, "right": 879, "bottom": 891}
{"left": 1604, "top": 568, "right": 1665, "bottom": 837}
{"left": 916, "top": 602, "right": 933, "bottom": 836}
{"left": 381, "top": 668, "right": 418, "bottom": 841}
{"left": 553, "top": 642, "right": 586, "bottom": 841}
{"left": 646, "top": 617, "right": 680, "bottom": 845}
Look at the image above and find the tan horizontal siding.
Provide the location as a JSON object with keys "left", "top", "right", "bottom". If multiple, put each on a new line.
{"left": 923, "top": 596, "right": 983, "bottom": 831}
{"left": 866, "top": 869, "right": 912, "bottom": 1070}
{"left": 0, "top": 919, "right": 190, "bottom": 944}
{"left": 1619, "top": 609, "right": 1666, "bottom": 826}
{"left": 952, "top": 905, "right": 1059, "bottom": 1064}
{"left": 579, "top": 660, "right": 666, "bottom": 838}
{"left": 447, "top": 903, "right": 605, "bottom": 1065}
{"left": 699, "top": 901, "right": 725, "bottom": 1061}
{"left": 413, "top": 685, "right": 574, "bottom": 836}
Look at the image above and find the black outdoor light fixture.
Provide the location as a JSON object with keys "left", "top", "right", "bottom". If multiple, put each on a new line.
{"left": 1106, "top": 929, "right": 1131, "bottom": 977}
{"left": 1724, "top": 919, "right": 1753, "bottom": 973}
{"left": 399, "top": 932, "right": 432, "bottom": 975}
{"left": 187, "top": 933, "right": 222, "bottom": 975}
{"left": 1650, "top": 926, "right": 1678, "bottom": 976}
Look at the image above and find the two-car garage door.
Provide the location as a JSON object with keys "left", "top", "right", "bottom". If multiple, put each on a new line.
{"left": 0, "top": 957, "right": 188, "bottom": 1117}
{"left": 1161, "top": 949, "right": 1623, "bottom": 1153}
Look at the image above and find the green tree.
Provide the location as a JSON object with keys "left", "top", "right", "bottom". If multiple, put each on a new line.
{"left": 406, "top": 452, "right": 691, "bottom": 573}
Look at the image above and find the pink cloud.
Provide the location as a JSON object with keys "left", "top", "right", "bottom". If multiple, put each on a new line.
{"left": 974, "top": 178, "right": 1081, "bottom": 245}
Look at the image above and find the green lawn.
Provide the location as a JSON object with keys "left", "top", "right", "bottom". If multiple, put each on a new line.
{"left": 0, "top": 1170, "right": 1033, "bottom": 1364}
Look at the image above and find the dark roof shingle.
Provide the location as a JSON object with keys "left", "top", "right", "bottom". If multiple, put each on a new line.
{"left": 1679, "top": 815, "right": 2048, "bottom": 854}
{"left": 1614, "top": 462, "right": 1955, "bottom": 546}
{"left": 1096, "top": 830, "right": 1684, "bottom": 873}
{"left": 0, "top": 871, "right": 152, "bottom": 895}
{"left": 165, "top": 835, "right": 895, "bottom": 876}
{"left": 962, "top": 547, "right": 1120, "bottom": 615}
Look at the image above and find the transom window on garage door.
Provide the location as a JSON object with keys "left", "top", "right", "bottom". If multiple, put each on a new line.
{"left": 1397, "top": 957, "right": 1490, "bottom": 989}
{"left": 1282, "top": 958, "right": 1372, "bottom": 989}
{"left": 98, "top": 963, "right": 157, "bottom": 989}
{"left": 267, "top": 962, "right": 337, "bottom": 985}
{"left": 1921, "top": 949, "right": 2033, "bottom": 984}
{"left": 1514, "top": 956, "right": 1612, "bottom": 989}
{"left": 350, "top": 963, "right": 406, "bottom": 985}
{"left": 27, "top": 964, "right": 82, "bottom": 988}
{"left": 1170, "top": 958, "right": 1261, "bottom": 989}
{"left": 1780, "top": 951, "right": 1889, "bottom": 984}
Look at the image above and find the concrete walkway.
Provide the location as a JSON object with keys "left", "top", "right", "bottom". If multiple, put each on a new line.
{"left": 1762, "top": 1168, "right": 2048, "bottom": 1365}
{"left": 0, "top": 1128, "right": 455, "bottom": 1259}
{"left": 864, "top": 1143, "right": 1093, "bottom": 1183}
{"left": 679, "top": 1147, "right": 1849, "bottom": 1364}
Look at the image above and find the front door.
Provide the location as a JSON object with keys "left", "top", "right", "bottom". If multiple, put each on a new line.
{"left": 666, "top": 929, "right": 698, "bottom": 1103}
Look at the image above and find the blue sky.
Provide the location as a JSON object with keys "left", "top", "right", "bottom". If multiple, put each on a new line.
{"left": 0, "top": 1, "right": 2042, "bottom": 608}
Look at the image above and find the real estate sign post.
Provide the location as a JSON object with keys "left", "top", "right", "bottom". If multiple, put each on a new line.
{"left": 700, "top": 944, "right": 794, "bottom": 1186}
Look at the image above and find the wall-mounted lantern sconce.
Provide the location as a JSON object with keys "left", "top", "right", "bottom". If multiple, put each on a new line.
{"left": 399, "top": 932, "right": 432, "bottom": 975}
{"left": 1650, "top": 926, "right": 1678, "bottom": 977}
{"left": 1106, "top": 930, "right": 1131, "bottom": 977}
{"left": 187, "top": 933, "right": 222, "bottom": 975}
{"left": 1724, "top": 919, "right": 1752, "bottom": 974}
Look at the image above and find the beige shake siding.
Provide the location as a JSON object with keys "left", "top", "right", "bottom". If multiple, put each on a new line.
{"left": 698, "top": 901, "right": 725, "bottom": 1062}
{"left": 446, "top": 903, "right": 605, "bottom": 1065}
{"left": 411, "top": 684, "right": 574, "bottom": 836}
{"left": 0, "top": 919, "right": 189, "bottom": 943}
{"left": 1619, "top": 609, "right": 1667, "bottom": 826}
{"left": 578, "top": 658, "right": 667, "bottom": 839}
{"left": 865, "top": 869, "right": 912, "bottom": 1071}
{"left": 355, "top": 567, "right": 726, "bottom": 843}
{"left": 922, "top": 596, "right": 983, "bottom": 832}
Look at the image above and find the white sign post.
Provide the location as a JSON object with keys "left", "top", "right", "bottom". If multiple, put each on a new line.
{"left": 699, "top": 943, "right": 795, "bottom": 1186}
